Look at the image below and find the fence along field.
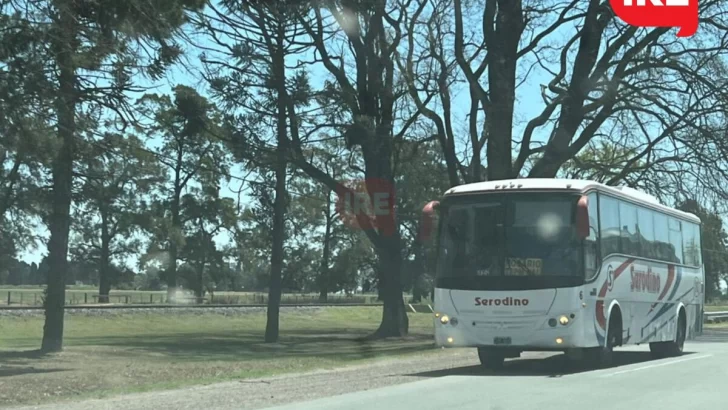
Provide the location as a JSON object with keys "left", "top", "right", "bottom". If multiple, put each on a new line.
{"left": 0, "top": 287, "right": 423, "bottom": 306}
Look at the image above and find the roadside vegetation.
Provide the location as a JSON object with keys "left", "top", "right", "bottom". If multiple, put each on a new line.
{"left": 0, "top": 307, "right": 439, "bottom": 407}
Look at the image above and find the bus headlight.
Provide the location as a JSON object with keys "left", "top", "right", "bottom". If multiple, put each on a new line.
{"left": 440, "top": 315, "right": 450, "bottom": 324}
{"left": 450, "top": 317, "right": 458, "bottom": 326}
{"left": 559, "top": 315, "right": 569, "bottom": 325}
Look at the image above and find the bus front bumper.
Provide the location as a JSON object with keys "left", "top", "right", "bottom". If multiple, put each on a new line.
{"left": 434, "top": 316, "right": 587, "bottom": 349}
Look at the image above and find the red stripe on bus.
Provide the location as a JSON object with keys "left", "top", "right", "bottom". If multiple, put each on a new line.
{"left": 598, "top": 258, "right": 634, "bottom": 298}
{"left": 649, "top": 264, "right": 675, "bottom": 313}
{"left": 596, "top": 258, "right": 634, "bottom": 331}
{"left": 596, "top": 300, "right": 606, "bottom": 330}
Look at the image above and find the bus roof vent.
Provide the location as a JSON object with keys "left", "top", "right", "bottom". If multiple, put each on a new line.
{"left": 615, "top": 186, "right": 661, "bottom": 205}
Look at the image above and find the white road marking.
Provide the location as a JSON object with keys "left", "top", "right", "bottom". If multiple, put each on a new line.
{"left": 601, "top": 354, "right": 712, "bottom": 377}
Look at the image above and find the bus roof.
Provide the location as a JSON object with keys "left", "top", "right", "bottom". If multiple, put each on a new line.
{"left": 443, "top": 178, "right": 701, "bottom": 224}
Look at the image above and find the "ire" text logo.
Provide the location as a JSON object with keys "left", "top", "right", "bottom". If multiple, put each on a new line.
{"left": 610, "top": 0, "right": 698, "bottom": 37}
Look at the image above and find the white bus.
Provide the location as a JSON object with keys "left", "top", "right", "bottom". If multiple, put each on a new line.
{"left": 420, "top": 179, "right": 705, "bottom": 369}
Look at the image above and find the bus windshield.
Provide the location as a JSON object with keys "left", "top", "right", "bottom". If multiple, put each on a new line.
{"left": 436, "top": 192, "right": 584, "bottom": 290}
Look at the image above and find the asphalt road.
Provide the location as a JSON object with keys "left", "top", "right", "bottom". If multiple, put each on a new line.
{"left": 261, "top": 332, "right": 728, "bottom": 410}
{"left": 8, "top": 330, "right": 728, "bottom": 410}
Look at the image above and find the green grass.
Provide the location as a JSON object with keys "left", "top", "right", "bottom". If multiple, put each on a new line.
{"left": 0, "top": 307, "right": 439, "bottom": 406}
{"left": 703, "top": 305, "right": 728, "bottom": 312}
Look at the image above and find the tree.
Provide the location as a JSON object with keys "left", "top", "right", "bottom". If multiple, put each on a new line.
{"left": 0, "top": 0, "right": 206, "bottom": 351}
{"left": 72, "top": 133, "right": 162, "bottom": 302}
{"left": 0, "top": 12, "right": 54, "bottom": 274}
{"left": 197, "top": 0, "right": 312, "bottom": 342}
{"left": 178, "top": 189, "right": 237, "bottom": 300}
{"left": 561, "top": 141, "right": 643, "bottom": 183}
{"left": 284, "top": 0, "right": 434, "bottom": 337}
{"left": 394, "top": 140, "right": 449, "bottom": 301}
{"left": 285, "top": 140, "right": 353, "bottom": 300}
{"left": 678, "top": 200, "right": 728, "bottom": 300}
{"left": 401, "top": 0, "right": 728, "bottom": 196}
{"left": 138, "top": 85, "right": 230, "bottom": 302}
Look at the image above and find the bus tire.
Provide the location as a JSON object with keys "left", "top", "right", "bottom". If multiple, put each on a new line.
{"left": 586, "top": 313, "right": 620, "bottom": 368}
{"left": 649, "top": 309, "right": 686, "bottom": 358}
{"left": 477, "top": 348, "right": 505, "bottom": 370}
{"left": 649, "top": 342, "right": 668, "bottom": 359}
{"left": 664, "top": 310, "right": 687, "bottom": 357}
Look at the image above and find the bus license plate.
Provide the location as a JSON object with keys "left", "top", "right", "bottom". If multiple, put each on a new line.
{"left": 494, "top": 337, "right": 511, "bottom": 345}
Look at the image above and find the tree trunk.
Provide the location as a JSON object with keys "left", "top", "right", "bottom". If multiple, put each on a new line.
{"left": 411, "top": 240, "right": 424, "bottom": 303}
{"left": 265, "top": 131, "right": 287, "bottom": 343}
{"left": 485, "top": 1, "right": 523, "bottom": 181}
{"left": 411, "top": 280, "right": 421, "bottom": 303}
{"left": 98, "top": 211, "right": 111, "bottom": 304}
{"left": 166, "top": 187, "right": 181, "bottom": 302}
{"left": 318, "top": 250, "right": 330, "bottom": 302}
{"left": 372, "top": 234, "right": 408, "bottom": 338}
{"left": 362, "top": 150, "right": 408, "bottom": 337}
{"left": 42, "top": 1, "right": 76, "bottom": 352}
{"left": 234, "top": 258, "right": 242, "bottom": 291}
{"left": 196, "top": 254, "right": 207, "bottom": 303}
{"left": 318, "top": 192, "right": 333, "bottom": 302}
{"left": 197, "top": 267, "right": 204, "bottom": 300}
{"left": 166, "top": 242, "right": 178, "bottom": 302}
{"left": 265, "top": 24, "right": 288, "bottom": 343}
{"left": 284, "top": 2, "right": 409, "bottom": 339}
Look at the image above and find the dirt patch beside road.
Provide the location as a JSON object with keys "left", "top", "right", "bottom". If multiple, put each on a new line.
{"left": 5, "top": 348, "right": 572, "bottom": 410}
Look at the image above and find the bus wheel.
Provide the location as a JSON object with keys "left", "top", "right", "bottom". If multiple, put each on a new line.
{"left": 650, "top": 310, "right": 686, "bottom": 358}
{"left": 665, "top": 310, "right": 687, "bottom": 356}
{"left": 649, "top": 342, "right": 667, "bottom": 359}
{"left": 477, "top": 348, "right": 505, "bottom": 370}
{"left": 586, "top": 317, "right": 619, "bottom": 368}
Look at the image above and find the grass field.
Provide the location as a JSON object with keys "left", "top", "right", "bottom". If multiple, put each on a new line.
{"left": 0, "top": 307, "right": 439, "bottom": 407}
{"left": 0, "top": 287, "right": 421, "bottom": 306}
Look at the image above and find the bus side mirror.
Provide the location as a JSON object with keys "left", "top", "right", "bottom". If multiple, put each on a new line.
{"left": 419, "top": 201, "right": 440, "bottom": 242}
{"left": 576, "top": 195, "right": 589, "bottom": 239}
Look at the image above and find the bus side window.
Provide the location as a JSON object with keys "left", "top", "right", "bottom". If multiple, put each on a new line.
{"left": 654, "top": 213, "right": 669, "bottom": 261}
{"left": 668, "top": 217, "right": 683, "bottom": 264}
{"left": 683, "top": 222, "right": 700, "bottom": 266}
{"left": 619, "top": 201, "right": 640, "bottom": 256}
{"left": 585, "top": 192, "right": 600, "bottom": 281}
{"left": 638, "top": 206, "right": 657, "bottom": 259}
{"left": 599, "top": 195, "right": 620, "bottom": 258}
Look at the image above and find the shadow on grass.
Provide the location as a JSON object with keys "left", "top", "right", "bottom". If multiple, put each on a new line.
{"left": 0, "top": 366, "right": 67, "bottom": 378}
{"left": 58, "top": 329, "right": 437, "bottom": 362}
{"left": 410, "top": 351, "right": 694, "bottom": 378}
{"left": 0, "top": 349, "right": 49, "bottom": 365}
{"left": 0, "top": 349, "right": 47, "bottom": 360}
{"left": 0, "top": 350, "right": 70, "bottom": 378}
